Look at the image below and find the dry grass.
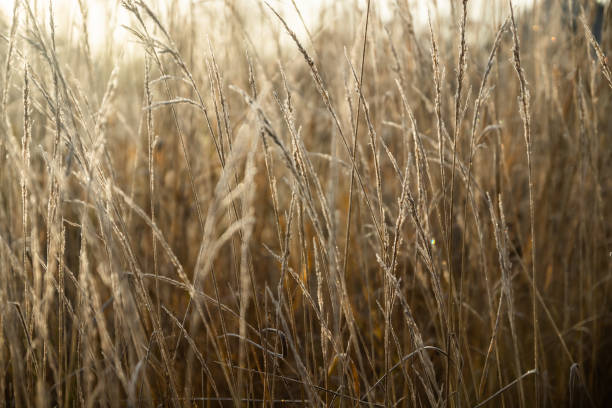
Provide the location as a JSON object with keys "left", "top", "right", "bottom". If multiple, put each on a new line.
{"left": 0, "top": 0, "right": 611, "bottom": 406}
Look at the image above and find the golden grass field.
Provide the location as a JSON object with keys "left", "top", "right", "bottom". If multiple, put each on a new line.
{"left": 0, "top": 0, "right": 611, "bottom": 406}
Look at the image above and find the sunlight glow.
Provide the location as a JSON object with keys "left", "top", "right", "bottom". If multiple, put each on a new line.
{"left": 0, "top": 0, "right": 538, "bottom": 52}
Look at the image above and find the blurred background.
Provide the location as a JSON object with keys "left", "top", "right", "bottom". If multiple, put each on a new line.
{"left": 0, "top": 0, "right": 544, "bottom": 50}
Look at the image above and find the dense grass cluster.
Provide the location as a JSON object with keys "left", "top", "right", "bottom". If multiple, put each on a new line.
{"left": 0, "top": 0, "right": 611, "bottom": 406}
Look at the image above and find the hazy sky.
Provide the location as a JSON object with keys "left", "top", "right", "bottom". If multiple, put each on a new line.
{"left": 1, "top": 0, "right": 536, "bottom": 49}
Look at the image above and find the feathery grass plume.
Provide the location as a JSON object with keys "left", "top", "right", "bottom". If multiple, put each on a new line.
{"left": 21, "top": 64, "right": 31, "bottom": 312}
{"left": 208, "top": 40, "right": 234, "bottom": 155}
{"left": 487, "top": 193, "right": 526, "bottom": 407}
{"left": 474, "top": 369, "right": 537, "bottom": 408}
{"left": 580, "top": 13, "right": 612, "bottom": 89}
{"left": 509, "top": 2, "right": 539, "bottom": 405}
{"left": 144, "top": 55, "right": 160, "bottom": 324}
{"left": 252, "top": 57, "right": 284, "bottom": 254}
{"left": 428, "top": 11, "right": 447, "bottom": 240}
{"left": 76, "top": 0, "right": 93, "bottom": 84}
{"left": 447, "top": 13, "right": 469, "bottom": 402}
{"left": 1, "top": 1, "right": 19, "bottom": 121}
